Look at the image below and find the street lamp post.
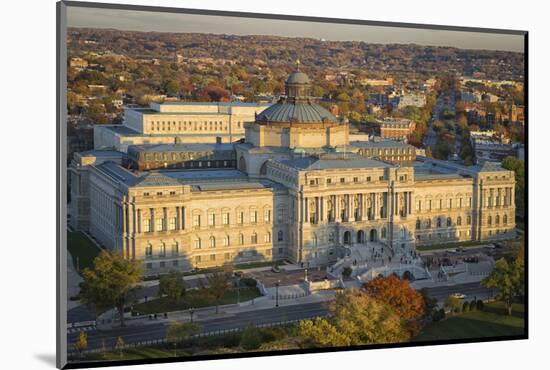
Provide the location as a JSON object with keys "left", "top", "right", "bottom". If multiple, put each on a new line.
{"left": 236, "top": 277, "right": 240, "bottom": 305}
{"left": 275, "top": 280, "right": 280, "bottom": 307}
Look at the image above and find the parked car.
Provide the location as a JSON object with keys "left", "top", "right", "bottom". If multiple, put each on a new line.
{"left": 450, "top": 292, "right": 467, "bottom": 299}
{"left": 486, "top": 244, "right": 496, "bottom": 250}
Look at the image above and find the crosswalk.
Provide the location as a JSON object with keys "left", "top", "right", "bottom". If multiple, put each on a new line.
{"left": 67, "top": 325, "right": 96, "bottom": 334}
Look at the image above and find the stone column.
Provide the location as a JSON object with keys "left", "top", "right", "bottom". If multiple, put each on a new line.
{"left": 304, "top": 197, "right": 309, "bottom": 224}
{"left": 150, "top": 208, "right": 155, "bottom": 231}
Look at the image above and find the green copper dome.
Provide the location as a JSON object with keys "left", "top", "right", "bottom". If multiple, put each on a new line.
{"left": 286, "top": 71, "right": 310, "bottom": 84}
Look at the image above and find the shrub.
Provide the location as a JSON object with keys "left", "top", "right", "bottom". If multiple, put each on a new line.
{"left": 432, "top": 308, "right": 446, "bottom": 322}
{"left": 240, "top": 324, "right": 262, "bottom": 350}
{"left": 240, "top": 277, "right": 257, "bottom": 288}
{"left": 462, "top": 301, "right": 470, "bottom": 312}
{"left": 469, "top": 300, "right": 477, "bottom": 311}
{"left": 402, "top": 270, "right": 414, "bottom": 281}
{"left": 342, "top": 267, "right": 353, "bottom": 279}
{"left": 476, "top": 300, "right": 485, "bottom": 311}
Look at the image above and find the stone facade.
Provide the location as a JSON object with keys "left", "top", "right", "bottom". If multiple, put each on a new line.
{"left": 69, "top": 70, "right": 516, "bottom": 276}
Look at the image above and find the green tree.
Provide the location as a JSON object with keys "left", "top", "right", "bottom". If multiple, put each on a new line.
{"left": 446, "top": 296, "right": 462, "bottom": 314}
{"left": 342, "top": 266, "right": 353, "bottom": 279}
{"left": 206, "top": 270, "right": 232, "bottom": 314}
{"left": 164, "top": 79, "right": 180, "bottom": 96}
{"left": 240, "top": 324, "right": 262, "bottom": 350}
{"left": 481, "top": 257, "right": 524, "bottom": 315}
{"left": 166, "top": 321, "right": 201, "bottom": 356}
{"left": 115, "top": 336, "right": 125, "bottom": 359}
{"left": 159, "top": 270, "right": 186, "bottom": 302}
{"left": 80, "top": 251, "right": 143, "bottom": 327}
{"left": 299, "top": 290, "right": 409, "bottom": 347}
{"left": 501, "top": 156, "right": 525, "bottom": 213}
{"left": 73, "top": 331, "right": 88, "bottom": 357}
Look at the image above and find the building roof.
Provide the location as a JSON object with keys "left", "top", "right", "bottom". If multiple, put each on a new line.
{"left": 350, "top": 140, "right": 413, "bottom": 149}
{"left": 256, "top": 101, "right": 337, "bottom": 124}
{"left": 278, "top": 155, "right": 391, "bottom": 171}
{"left": 286, "top": 71, "right": 310, "bottom": 84}
{"left": 128, "top": 143, "right": 235, "bottom": 153}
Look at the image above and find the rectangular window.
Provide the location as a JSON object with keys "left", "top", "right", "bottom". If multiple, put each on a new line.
{"left": 172, "top": 244, "right": 179, "bottom": 256}
{"left": 340, "top": 178, "right": 345, "bottom": 183}
{"left": 438, "top": 199, "right": 443, "bottom": 209}
{"left": 146, "top": 263, "right": 152, "bottom": 270}
{"left": 169, "top": 217, "right": 177, "bottom": 230}
{"left": 469, "top": 197, "right": 472, "bottom": 207}
{"left": 237, "top": 212, "right": 244, "bottom": 224}
{"left": 195, "top": 256, "right": 201, "bottom": 263}
{"left": 251, "top": 211, "right": 257, "bottom": 224}
{"left": 366, "top": 176, "right": 371, "bottom": 182}
{"left": 159, "top": 244, "right": 166, "bottom": 257}
{"left": 353, "top": 177, "right": 358, "bottom": 183}
{"left": 172, "top": 260, "right": 179, "bottom": 266}
{"left": 264, "top": 209, "right": 271, "bottom": 223}
{"left": 193, "top": 215, "right": 201, "bottom": 227}
{"left": 194, "top": 239, "right": 201, "bottom": 249}
{"left": 224, "top": 252, "right": 231, "bottom": 260}
{"left": 210, "top": 254, "right": 216, "bottom": 261}
{"left": 448, "top": 199, "right": 452, "bottom": 209}
{"left": 156, "top": 218, "right": 164, "bottom": 231}
{"left": 416, "top": 200, "right": 421, "bottom": 211}
{"left": 160, "top": 261, "right": 166, "bottom": 268}
{"left": 169, "top": 191, "right": 176, "bottom": 196}
{"left": 327, "top": 178, "right": 332, "bottom": 184}
{"left": 208, "top": 213, "right": 215, "bottom": 226}
{"left": 143, "top": 219, "right": 152, "bottom": 233}
{"left": 427, "top": 200, "right": 432, "bottom": 210}
{"left": 459, "top": 198, "right": 463, "bottom": 208}
{"left": 223, "top": 213, "right": 229, "bottom": 225}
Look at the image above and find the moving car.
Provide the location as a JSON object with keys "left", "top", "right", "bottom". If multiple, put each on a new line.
{"left": 451, "top": 292, "right": 467, "bottom": 299}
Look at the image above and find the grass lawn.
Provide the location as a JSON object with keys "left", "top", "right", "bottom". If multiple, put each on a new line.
{"left": 67, "top": 231, "right": 101, "bottom": 273}
{"left": 79, "top": 347, "right": 177, "bottom": 362}
{"left": 414, "top": 302, "right": 525, "bottom": 342}
{"left": 133, "top": 287, "right": 262, "bottom": 315}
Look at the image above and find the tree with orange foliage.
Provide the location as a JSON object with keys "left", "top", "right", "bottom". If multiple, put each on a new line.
{"left": 363, "top": 275, "right": 425, "bottom": 334}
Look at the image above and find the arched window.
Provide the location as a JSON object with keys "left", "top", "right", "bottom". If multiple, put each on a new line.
{"left": 209, "top": 236, "right": 216, "bottom": 248}
{"left": 467, "top": 215, "right": 472, "bottom": 225}
{"left": 457, "top": 216, "right": 462, "bottom": 226}
{"left": 277, "top": 230, "right": 284, "bottom": 242}
{"left": 503, "top": 215, "right": 508, "bottom": 225}
{"left": 194, "top": 238, "right": 201, "bottom": 249}
{"left": 381, "top": 227, "right": 387, "bottom": 239}
{"left": 223, "top": 235, "right": 229, "bottom": 247}
{"left": 496, "top": 215, "right": 500, "bottom": 225}
{"left": 426, "top": 219, "right": 431, "bottom": 229}
{"left": 446, "top": 217, "right": 452, "bottom": 227}
{"left": 251, "top": 232, "right": 258, "bottom": 244}
{"left": 264, "top": 232, "right": 271, "bottom": 243}
{"left": 488, "top": 215, "right": 492, "bottom": 226}
{"left": 437, "top": 217, "right": 442, "bottom": 228}
{"left": 400, "top": 228, "right": 406, "bottom": 239}
{"left": 416, "top": 219, "right": 421, "bottom": 229}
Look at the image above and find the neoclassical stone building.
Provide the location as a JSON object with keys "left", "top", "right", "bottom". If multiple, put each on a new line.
{"left": 69, "top": 70, "right": 516, "bottom": 275}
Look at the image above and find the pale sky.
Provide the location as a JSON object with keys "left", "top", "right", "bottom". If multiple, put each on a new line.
{"left": 67, "top": 6, "right": 525, "bottom": 52}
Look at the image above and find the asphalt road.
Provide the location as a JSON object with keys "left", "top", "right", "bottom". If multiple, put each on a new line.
{"left": 423, "top": 281, "right": 495, "bottom": 304}
{"left": 67, "top": 301, "right": 329, "bottom": 350}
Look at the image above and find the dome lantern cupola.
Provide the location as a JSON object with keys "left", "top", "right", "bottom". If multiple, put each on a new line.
{"left": 285, "top": 59, "right": 311, "bottom": 100}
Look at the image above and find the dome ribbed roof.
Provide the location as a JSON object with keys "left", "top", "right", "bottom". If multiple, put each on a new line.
{"left": 256, "top": 101, "right": 337, "bottom": 123}
{"left": 286, "top": 71, "right": 310, "bottom": 84}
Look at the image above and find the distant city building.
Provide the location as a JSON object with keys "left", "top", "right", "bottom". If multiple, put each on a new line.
{"left": 396, "top": 93, "right": 426, "bottom": 109}
{"left": 69, "top": 57, "right": 88, "bottom": 69}
{"left": 379, "top": 118, "right": 416, "bottom": 140}
{"left": 360, "top": 78, "right": 394, "bottom": 87}
{"left": 461, "top": 91, "right": 482, "bottom": 103}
